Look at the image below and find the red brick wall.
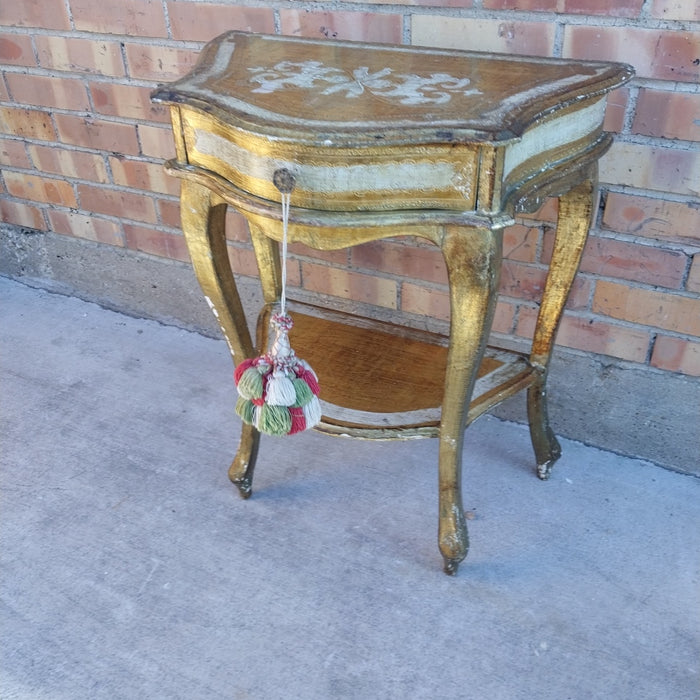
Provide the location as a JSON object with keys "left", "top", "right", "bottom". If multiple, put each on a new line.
{"left": 1, "top": 1, "right": 699, "bottom": 376}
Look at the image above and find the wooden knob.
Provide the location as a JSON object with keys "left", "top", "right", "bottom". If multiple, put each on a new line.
{"left": 272, "top": 168, "right": 296, "bottom": 194}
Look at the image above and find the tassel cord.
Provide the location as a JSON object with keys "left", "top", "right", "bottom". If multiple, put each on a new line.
{"left": 280, "top": 191, "right": 290, "bottom": 318}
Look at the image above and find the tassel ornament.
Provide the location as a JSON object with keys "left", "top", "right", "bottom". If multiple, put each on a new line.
{"left": 233, "top": 169, "right": 321, "bottom": 436}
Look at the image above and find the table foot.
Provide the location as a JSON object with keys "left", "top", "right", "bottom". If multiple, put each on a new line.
{"left": 438, "top": 500, "right": 469, "bottom": 576}
{"left": 536, "top": 436, "right": 562, "bottom": 481}
{"left": 230, "top": 475, "right": 253, "bottom": 499}
{"left": 527, "top": 378, "right": 562, "bottom": 480}
{"left": 443, "top": 557, "right": 462, "bottom": 576}
{"left": 228, "top": 423, "right": 260, "bottom": 499}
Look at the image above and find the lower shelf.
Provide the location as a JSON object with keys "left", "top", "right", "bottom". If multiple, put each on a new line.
{"left": 261, "top": 302, "right": 537, "bottom": 439}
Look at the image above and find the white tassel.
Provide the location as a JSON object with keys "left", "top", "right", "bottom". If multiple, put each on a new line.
{"left": 265, "top": 370, "right": 297, "bottom": 406}
{"left": 302, "top": 395, "right": 322, "bottom": 429}
{"left": 253, "top": 405, "right": 263, "bottom": 431}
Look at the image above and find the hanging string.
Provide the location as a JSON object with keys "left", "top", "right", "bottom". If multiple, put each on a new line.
{"left": 280, "top": 191, "right": 290, "bottom": 317}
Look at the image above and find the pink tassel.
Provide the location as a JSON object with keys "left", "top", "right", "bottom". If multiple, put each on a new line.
{"left": 288, "top": 407, "right": 307, "bottom": 435}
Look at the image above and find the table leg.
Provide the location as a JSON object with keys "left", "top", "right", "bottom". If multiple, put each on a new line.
{"left": 528, "top": 173, "right": 596, "bottom": 479}
{"left": 179, "top": 179, "right": 260, "bottom": 496}
{"left": 439, "top": 225, "right": 502, "bottom": 575}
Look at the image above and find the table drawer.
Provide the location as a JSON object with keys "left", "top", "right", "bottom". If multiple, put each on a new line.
{"left": 180, "top": 109, "right": 479, "bottom": 212}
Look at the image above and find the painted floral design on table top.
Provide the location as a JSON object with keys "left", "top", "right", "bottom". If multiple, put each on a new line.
{"left": 248, "top": 60, "right": 480, "bottom": 106}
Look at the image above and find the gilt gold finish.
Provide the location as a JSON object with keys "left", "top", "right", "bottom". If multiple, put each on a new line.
{"left": 152, "top": 31, "right": 633, "bottom": 574}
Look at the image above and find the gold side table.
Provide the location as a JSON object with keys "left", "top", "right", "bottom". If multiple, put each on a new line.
{"left": 152, "top": 32, "right": 632, "bottom": 574}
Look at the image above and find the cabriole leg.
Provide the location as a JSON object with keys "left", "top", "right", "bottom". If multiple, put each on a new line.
{"left": 439, "top": 225, "right": 502, "bottom": 574}
{"left": 179, "top": 180, "right": 260, "bottom": 491}
{"left": 528, "top": 171, "right": 597, "bottom": 479}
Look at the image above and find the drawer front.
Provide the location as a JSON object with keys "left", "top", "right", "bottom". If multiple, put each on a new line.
{"left": 181, "top": 110, "right": 479, "bottom": 212}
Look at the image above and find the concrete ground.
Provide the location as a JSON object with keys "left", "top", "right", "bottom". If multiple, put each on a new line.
{"left": 1, "top": 275, "right": 698, "bottom": 700}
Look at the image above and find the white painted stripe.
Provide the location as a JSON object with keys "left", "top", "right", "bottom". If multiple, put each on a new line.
{"left": 194, "top": 130, "right": 472, "bottom": 197}
{"left": 503, "top": 98, "right": 606, "bottom": 178}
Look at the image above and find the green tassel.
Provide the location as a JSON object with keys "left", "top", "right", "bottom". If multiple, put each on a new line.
{"left": 237, "top": 367, "right": 264, "bottom": 400}
{"left": 291, "top": 378, "right": 314, "bottom": 407}
{"left": 258, "top": 404, "right": 292, "bottom": 436}
{"left": 235, "top": 396, "right": 255, "bottom": 425}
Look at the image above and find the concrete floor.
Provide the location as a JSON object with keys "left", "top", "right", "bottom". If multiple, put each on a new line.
{"left": 1, "top": 275, "right": 699, "bottom": 700}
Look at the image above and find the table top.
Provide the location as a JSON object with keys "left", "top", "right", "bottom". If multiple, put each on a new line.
{"left": 153, "top": 31, "right": 633, "bottom": 146}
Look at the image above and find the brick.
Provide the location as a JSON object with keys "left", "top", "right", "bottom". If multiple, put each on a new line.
{"left": 412, "top": 16, "right": 555, "bottom": 56}
{"left": 1, "top": 0, "right": 70, "bottom": 30}
{"left": 4, "top": 172, "right": 77, "bottom": 207}
{"left": 651, "top": 0, "right": 700, "bottom": 20}
{"left": 35, "top": 36, "right": 125, "bottom": 77}
{"left": 687, "top": 254, "right": 700, "bottom": 294}
{"left": 5, "top": 73, "right": 90, "bottom": 112}
{"left": 0, "top": 199, "right": 45, "bottom": 229}
{"left": 71, "top": 0, "right": 167, "bottom": 37}
{"left": 78, "top": 184, "right": 158, "bottom": 224}
{"left": 492, "top": 300, "right": 516, "bottom": 334}
{"left": 566, "top": 277, "right": 594, "bottom": 310}
{"left": 502, "top": 243, "right": 590, "bottom": 307}
{"left": 0, "top": 33, "right": 35, "bottom": 66}
{"left": 124, "top": 224, "right": 190, "bottom": 261}
{"left": 593, "top": 280, "right": 700, "bottom": 336}
{"left": 0, "top": 107, "right": 56, "bottom": 141}
{"left": 651, "top": 335, "right": 700, "bottom": 376}
{"left": 602, "top": 193, "right": 700, "bottom": 245}
{"left": 517, "top": 197, "right": 559, "bottom": 224}
{"left": 157, "top": 199, "right": 182, "bottom": 229}
{"left": 499, "top": 261, "right": 547, "bottom": 301}
{"left": 350, "top": 240, "right": 447, "bottom": 284}
{"left": 503, "top": 224, "right": 539, "bottom": 263}
{"left": 562, "top": 25, "right": 700, "bottom": 83}
{"left": 124, "top": 43, "right": 198, "bottom": 81}
{"left": 138, "top": 124, "right": 177, "bottom": 160}
{"left": 517, "top": 307, "right": 650, "bottom": 362}
{"left": 167, "top": 2, "right": 275, "bottom": 42}
{"left": 578, "top": 235, "right": 687, "bottom": 289}
{"left": 0, "top": 138, "right": 30, "bottom": 168}
{"left": 301, "top": 262, "right": 397, "bottom": 309}
{"left": 400, "top": 281, "right": 514, "bottom": 333}
{"left": 632, "top": 89, "right": 700, "bottom": 142}
{"left": 483, "top": 0, "right": 643, "bottom": 17}
{"left": 342, "top": 0, "right": 471, "bottom": 5}
{"left": 224, "top": 209, "right": 251, "bottom": 244}
{"left": 54, "top": 114, "right": 140, "bottom": 154}
{"left": 28, "top": 145, "right": 108, "bottom": 182}
{"left": 484, "top": 0, "right": 556, "bottom": 7}
{"left": 400, "top": 283, "right": 449, "bottom": 322}
{"left": 280, "top": 10, "right": 402, "bottom": 43}
{"left": 603, "top": 86, "right": 629, "bottom": 133}
{"left": 289, "top": 242, "right": 348, "bottom": 266}
{"left": 600, "top": 142, "right": 700, "bottom": 198}
{"left": 90, "top": 83, "right": 169, "bottom": 122}
{"left": 226, "top": 244, "right": 260, "bottom": 278}
{"left": 108, "top": 156, "right": 180, "bottom": 196}
{"left": 47, "top": 210, "right": 124, "bottom": 246}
